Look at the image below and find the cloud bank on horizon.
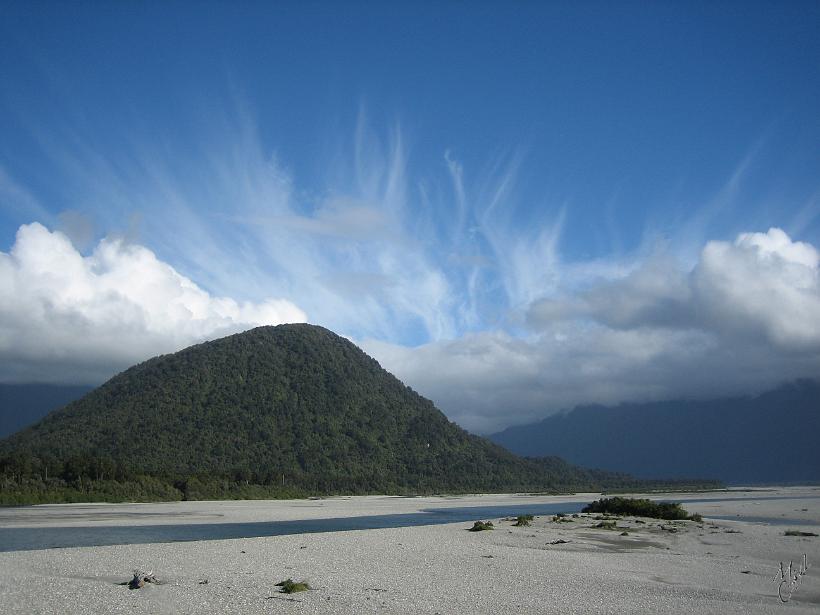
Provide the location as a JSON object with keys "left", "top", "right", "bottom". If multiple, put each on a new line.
{"left": 366, "top": 227, "right": 820, "bottom": 432}
{"left": 2, "top": 205, "right": 819, "bottom": 432}
{"left": 1, "top": 3, "right": 819, "bottom": 432}
{"left": 1, "top": 112, "right": 819, "bottom": 433}
{"left": 1, "top": 111, "right": 819, "bottom": 433}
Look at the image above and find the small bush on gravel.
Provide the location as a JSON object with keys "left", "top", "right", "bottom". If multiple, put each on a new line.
{"left": 276, "top": 579, "right": 311, "bottom": 593}
{"left": 513, "top": 515, "right": 534, "bottom": 526}
{"left": 469, "top": 521, "right": 494, "bottom": 531}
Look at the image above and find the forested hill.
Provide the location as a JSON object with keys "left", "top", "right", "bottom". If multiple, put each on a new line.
{"left": 0, "top": 324, "right": 718, "bottom": 504}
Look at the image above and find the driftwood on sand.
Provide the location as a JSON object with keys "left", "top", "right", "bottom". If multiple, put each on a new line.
{"left": 127, "top": 570, "right": 161, "bottom": 590}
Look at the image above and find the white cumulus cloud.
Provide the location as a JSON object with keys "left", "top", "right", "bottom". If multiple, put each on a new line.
{"left": 0, "top": 223, "right": 306, "bottom": 383}
{"left": 529, "top": 227, "right": 820, "bottom": 350}
{"left": 693, "top": 228, "right": 820, "bottom": 348}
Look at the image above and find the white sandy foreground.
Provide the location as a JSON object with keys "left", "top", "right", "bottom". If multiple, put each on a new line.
{"left": 0, "top": 487, "right": 818, "bottom": 614}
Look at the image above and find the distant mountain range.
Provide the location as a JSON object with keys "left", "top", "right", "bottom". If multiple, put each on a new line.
{"left": 0, "top": 383, "right": 92, "bottom": 439}
{"left": 490, "top": 380, "right": 820, "bottom": 485}
{"left": 1, "top": 324, "right": 706, "bottom": 504}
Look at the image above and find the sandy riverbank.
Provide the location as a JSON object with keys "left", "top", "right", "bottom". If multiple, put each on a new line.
{"left": 0, "top": 487, "right": 817, "bottom": 614}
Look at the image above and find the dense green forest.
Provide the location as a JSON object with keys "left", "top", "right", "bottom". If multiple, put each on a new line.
{"left": 0, "top": 324, "right": 720, "bottom": 504}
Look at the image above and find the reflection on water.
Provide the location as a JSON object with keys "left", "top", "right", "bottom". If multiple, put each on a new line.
{"left": 0, "top": 502, "right": 584, "bottom": 553}
{"left": 1, "top": 495, "right": 817, "bottom": 553}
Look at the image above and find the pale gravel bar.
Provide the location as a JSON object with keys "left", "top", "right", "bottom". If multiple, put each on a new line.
{"left": 0, "top": 487, "right": 818, "bottom": 614}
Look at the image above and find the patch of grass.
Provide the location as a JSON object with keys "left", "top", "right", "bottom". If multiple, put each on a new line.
{"left": 784, "top": 530, "right": 818, "bottom": 537}
{"left": 469, "top": 521, "right": 494, "bottom": 531}
{"left": 276, "top": 579, "right": 311, "bottom": 594}
{"left": 513, "top": 514, "right": 534, "bottom": 527}
{"left": 583, "top": 497, "right": 700, "bottom": 521}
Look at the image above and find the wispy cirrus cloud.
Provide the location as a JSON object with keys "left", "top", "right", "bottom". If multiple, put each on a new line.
{"left": 0, "top": 165, "right": 53, "bottom": 225}
{"left": 2, "top": 104, "right": 819, "bottom": 433}
{"left": 6, "top": 105, "right": 571, "bottom": 348}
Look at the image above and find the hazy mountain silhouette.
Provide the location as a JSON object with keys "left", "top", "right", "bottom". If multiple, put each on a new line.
{"left": 0, "top": 383, "right": 92, "bottom": 439}
{"left": 490, "top": 380, "right": 820, "bottom": 485}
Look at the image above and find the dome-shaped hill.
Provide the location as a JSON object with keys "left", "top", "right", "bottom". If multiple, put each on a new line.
{"left": 0, "top": 324, "right": 648, "bottom": 501}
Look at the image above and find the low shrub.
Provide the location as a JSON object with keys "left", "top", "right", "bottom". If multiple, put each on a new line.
{"left": 276, "top": 579, "right": 311, "bottom": 593}
{"left": 784, "top": 530, "right": 818, "bottom": 537}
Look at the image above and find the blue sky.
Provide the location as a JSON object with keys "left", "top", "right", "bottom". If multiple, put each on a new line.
{"left": 1, "top": 2, "right": 819, "bottom": 431}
